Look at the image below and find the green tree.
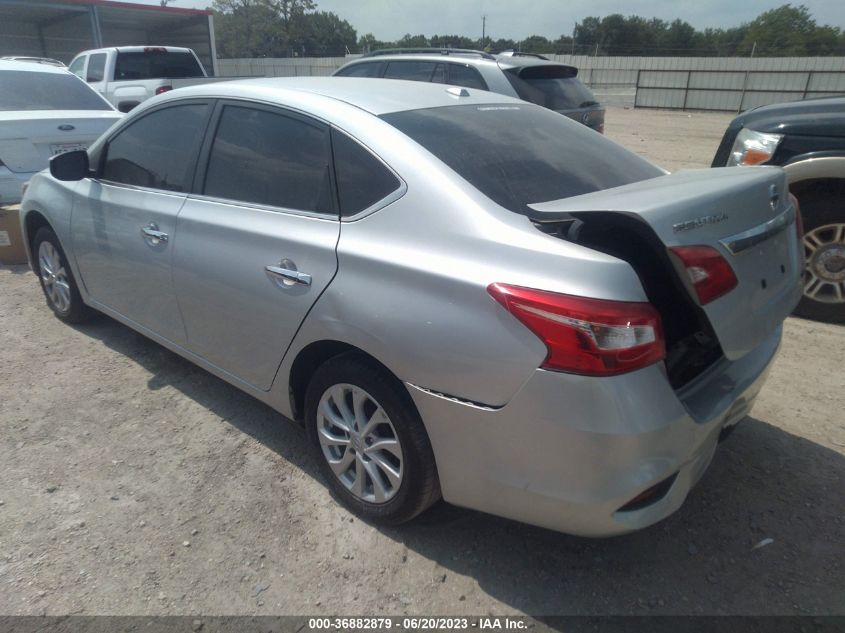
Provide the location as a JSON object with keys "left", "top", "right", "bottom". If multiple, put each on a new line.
{"left": 300, "top": 11, "right": 356, "bottom": 56}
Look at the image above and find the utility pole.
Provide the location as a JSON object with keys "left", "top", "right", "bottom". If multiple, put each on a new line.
{"left": 481, "top": 15, "right": 486, "bottom": 48}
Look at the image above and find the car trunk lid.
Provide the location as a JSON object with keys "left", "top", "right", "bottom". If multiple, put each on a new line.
{"left": 528, "top": 168, "right": 802, "bottom": 361}
{"left": 0, "top": 110, "right": 120, "bottom": 172}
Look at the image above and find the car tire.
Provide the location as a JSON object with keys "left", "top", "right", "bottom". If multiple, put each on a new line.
{"left": 32, "top": 226, "right": 93, "bottom": 324}
{"left": 793, "top": 185, "right": 845, "bottom": 324}
{"left": 304, "top": 353, "right": 441, "bottom": 525}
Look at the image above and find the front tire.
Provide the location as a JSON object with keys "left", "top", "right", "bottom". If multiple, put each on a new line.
{"left": 794, "top": 186, "right": 845, "bottom": 324}
{"left": 304, "top": 353, "right": 440, "bottom": 525}
{"left": 33, "top": 226, "right": 92, "bottom": 324}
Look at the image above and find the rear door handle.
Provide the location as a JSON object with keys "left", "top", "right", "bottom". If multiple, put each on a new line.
{"left": 265, "top": 265, "right": 312, "bottom": 286}
{"left": 141, "top": 224, "right": 168, "bottom": 243}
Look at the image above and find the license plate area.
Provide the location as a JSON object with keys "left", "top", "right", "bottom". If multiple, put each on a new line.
{"left": 51, "top": 143, "right": 87, "bottom": 156}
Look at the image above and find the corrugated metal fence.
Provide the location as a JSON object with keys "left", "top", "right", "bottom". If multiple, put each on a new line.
{"left": 217, "top": 56, "right": 845, "bottom": 112}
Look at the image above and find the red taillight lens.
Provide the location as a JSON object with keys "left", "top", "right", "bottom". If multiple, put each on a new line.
{"left": 790, "top": 192, "right": 803, "bottom": 241}
{"left": 155, "top": 85, "right": 173, "bottom": 95}
{"left": 670, "top": 245, "right": 738, "bottom": 305}
{"left": 144, "top": 47, "right": 167, "bottom": 53}
{"left": 487, "top": 283, "right": 665, "bottom": 376}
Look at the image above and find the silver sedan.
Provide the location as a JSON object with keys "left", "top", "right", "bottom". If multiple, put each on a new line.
{"left": 20, "top": 78, "right": 802, "bottom": 536}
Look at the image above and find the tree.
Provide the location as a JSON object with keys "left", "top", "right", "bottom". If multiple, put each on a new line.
{"left": 301, "top": 11, "right": 356, "bottom": 56}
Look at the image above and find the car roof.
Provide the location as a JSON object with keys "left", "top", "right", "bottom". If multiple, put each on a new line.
{"left": 163, "top": 76, "right": 522, "bottom": 116}
{"left": 342, "top": 52, "right": 578, "bottom": 74}
{"left": 75, "top": 46, "right": 193, "bottom": 56}
{"left": 0, "top": 59, "right": 72, "bottom": 74}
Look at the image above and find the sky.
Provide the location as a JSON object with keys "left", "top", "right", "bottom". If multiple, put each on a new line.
{"left": 124, "top": 0, "right": 845, "bottom": 41}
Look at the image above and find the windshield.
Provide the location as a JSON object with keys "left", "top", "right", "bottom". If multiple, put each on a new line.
{"left": 114, "top": 51, "right": 204, "bottom": 80}
{"left": 505, "top": 66, "right": 598, "bottom": 110}
{"left": 381, "top": 103, "right": 661, "bottom": 215}
{"left": 0, "top": 70, "right": 112, "bottom": 111}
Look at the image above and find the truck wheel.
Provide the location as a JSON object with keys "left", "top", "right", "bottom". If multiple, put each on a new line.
{"left": 794, "top": 186, "right": 845, "bottom": 324}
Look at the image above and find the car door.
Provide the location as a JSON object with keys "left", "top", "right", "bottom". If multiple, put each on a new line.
{"left": 71, "top": 101, "right": 212, "bottom": 345}
{"left": 172, "top": 101, "right": 340, "bottom": 391}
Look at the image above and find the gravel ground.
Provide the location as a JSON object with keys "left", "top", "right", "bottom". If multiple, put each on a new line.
{"left": 1, "top": 106, "right": 843, "bottom": 617}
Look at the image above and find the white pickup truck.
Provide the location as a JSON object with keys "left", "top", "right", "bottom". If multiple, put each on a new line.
{"left": 68, "top": 46, "right": 216, "bottom": 112}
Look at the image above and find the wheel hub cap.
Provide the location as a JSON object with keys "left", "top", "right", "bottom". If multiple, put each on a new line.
{"left": 316, "top": 383, "right": 404, "bottom": 504}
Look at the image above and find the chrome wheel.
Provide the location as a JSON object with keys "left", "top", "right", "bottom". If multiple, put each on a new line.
{"left": 803, "top": 223, "right": 845, "bottom": 304}
{"left": 38, "top": 240, "right": 71, "bottom": 313}
{"left": 316, "top": 383, "right": 404, "bottom": 504}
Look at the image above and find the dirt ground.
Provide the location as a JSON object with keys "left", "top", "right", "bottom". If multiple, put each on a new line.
{"left": 1, "top": 106, "right": 843, "bottom": 618}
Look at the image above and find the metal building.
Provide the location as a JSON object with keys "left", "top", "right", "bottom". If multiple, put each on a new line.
{"left": 0, "top": 0, "right": 217, "bottom": 75}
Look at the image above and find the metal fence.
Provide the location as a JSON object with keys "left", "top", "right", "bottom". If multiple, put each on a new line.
{"left": 216, "top": 55, "right": 845, "bottom": 112}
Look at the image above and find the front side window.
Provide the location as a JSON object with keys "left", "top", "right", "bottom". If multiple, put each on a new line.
{"left": 101, "top": 103, "right": 209, "bottom": 191}
{"left": 331, "top": 129, "right": 400, "bottom": 217}
{"left": 203, "top": 105, "right": 332, "bottom": 213}
{"left": 382, "top": 104, "right": 662, "bottom": 215}
{"left": 68, "top": 56, "right": 85, "bottom": 78}
{"left": 0, "top": 70, "right": 111, "bottom": 111}
{"left": 384, "top": 61, "right": 437, "bottom": 82}
{"left": 86, "top": 53, "right": 106, "bottom": 82}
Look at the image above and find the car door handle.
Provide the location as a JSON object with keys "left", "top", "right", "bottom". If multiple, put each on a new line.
{"left": 265, "top": 265, "right": 312, "bottom": 286}
{"left": 141, "top": 225, "right": 168, "bottom": 243}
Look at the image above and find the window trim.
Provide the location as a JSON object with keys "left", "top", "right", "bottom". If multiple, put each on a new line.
{"left": 96, "top": 99, "right": 215, "bottom": 195}
{"left": 191, "top": 99, "right": 339, "bottom": 220}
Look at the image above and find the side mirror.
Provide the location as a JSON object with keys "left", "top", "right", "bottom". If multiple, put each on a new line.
{"left": 117, "top": 101, "right": 138, "bottom": 113}
{"left": 49, "top": 150, "right": 89, "bottom": 181}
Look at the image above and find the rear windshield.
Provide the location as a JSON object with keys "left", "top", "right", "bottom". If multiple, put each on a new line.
{"left": 505, "top": 66, "right": 598, "bottom": 111}
{"left": 0, "top": 70, "right": 112, "bottom": 111}
{"left": 381, "top": 104, "right": 661, "bottom": 214}
{"left": 114, "top": 51, "right": 203, "bottom": 80}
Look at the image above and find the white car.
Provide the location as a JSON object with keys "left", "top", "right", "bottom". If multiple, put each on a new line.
{"left": 0, "top": 60, "right": 122, "bottom": 205}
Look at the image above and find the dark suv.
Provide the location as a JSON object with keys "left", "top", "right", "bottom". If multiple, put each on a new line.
{"left": 334, "top": 48, "right": 605, "bottom": 133}
{"left": 713, "top": 96, "right": 845, "bottom": 323}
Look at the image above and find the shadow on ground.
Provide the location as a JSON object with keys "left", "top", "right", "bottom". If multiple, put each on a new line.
{"left": 73, "top": 314, "right": 845, "bottom": 618}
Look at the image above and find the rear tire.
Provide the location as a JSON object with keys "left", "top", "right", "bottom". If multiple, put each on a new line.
{"left": 32, "top": 227, "right": 93, "bottom": 324}
{"left": 304, "top": 353, "right": 441, "bottom": 525}
{"left": 793, "top": 186, "right": 845, "bottom": 324}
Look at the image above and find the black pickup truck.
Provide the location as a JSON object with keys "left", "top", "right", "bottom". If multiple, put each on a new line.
{"left": 712, "top": 96, "right": 845, "bottom": 324}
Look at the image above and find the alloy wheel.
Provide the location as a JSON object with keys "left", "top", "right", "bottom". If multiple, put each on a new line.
{"left": 803, "top": 223, "right": 845, "bottom": 304}
{"left": 316, "top": 383, "right": 404, "bottom": 504}
{"left": 38, "top": 241, "right": 71, "bottom": 313}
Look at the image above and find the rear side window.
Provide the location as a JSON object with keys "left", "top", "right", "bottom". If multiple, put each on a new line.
{"left": 102, "top": 104, "right": 209, "bottom": 191}
{"left": 384, "top": 61, "right": 437, "bottom": 82}
{"left": 86, "top": 53, "right": 106, "bottom": 82}
{"left": 0, "top": 70, "right": 112, "bottom": 111}
{"left": 505, "top": 66, "right": 597, "bottom": 110}
{"left": 382, "top": 104, "right": 662, "bottom": 215}
{"left": 203, "top": 105, "right": 333, "bottom": 213}
{"left": 114, "top": 50, "right": 203, "bottom": 80}
{"left": 336, "top": 62, "right": 382, "bottom": 78}
{"left": 331, "top": 129, "right": 401, "bottom": 217}
{"left": 447, "top": 64, "right": 487, "bottom": 90}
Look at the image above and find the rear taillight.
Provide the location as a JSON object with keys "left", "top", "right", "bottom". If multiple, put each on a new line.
{"left": 144, "top": 47, "right": 167, "bottom": 53}
{"left": 155, "top": 85, "right": 173, "bottom": 95}
{"left": 670, "top": 245, "right": 738, "bottom": 305}
{"left": 487, "top": 283, "right": 665, "bottom": 376}
{"left": 790, "top": 192, "right": 803, "bottom": 241}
